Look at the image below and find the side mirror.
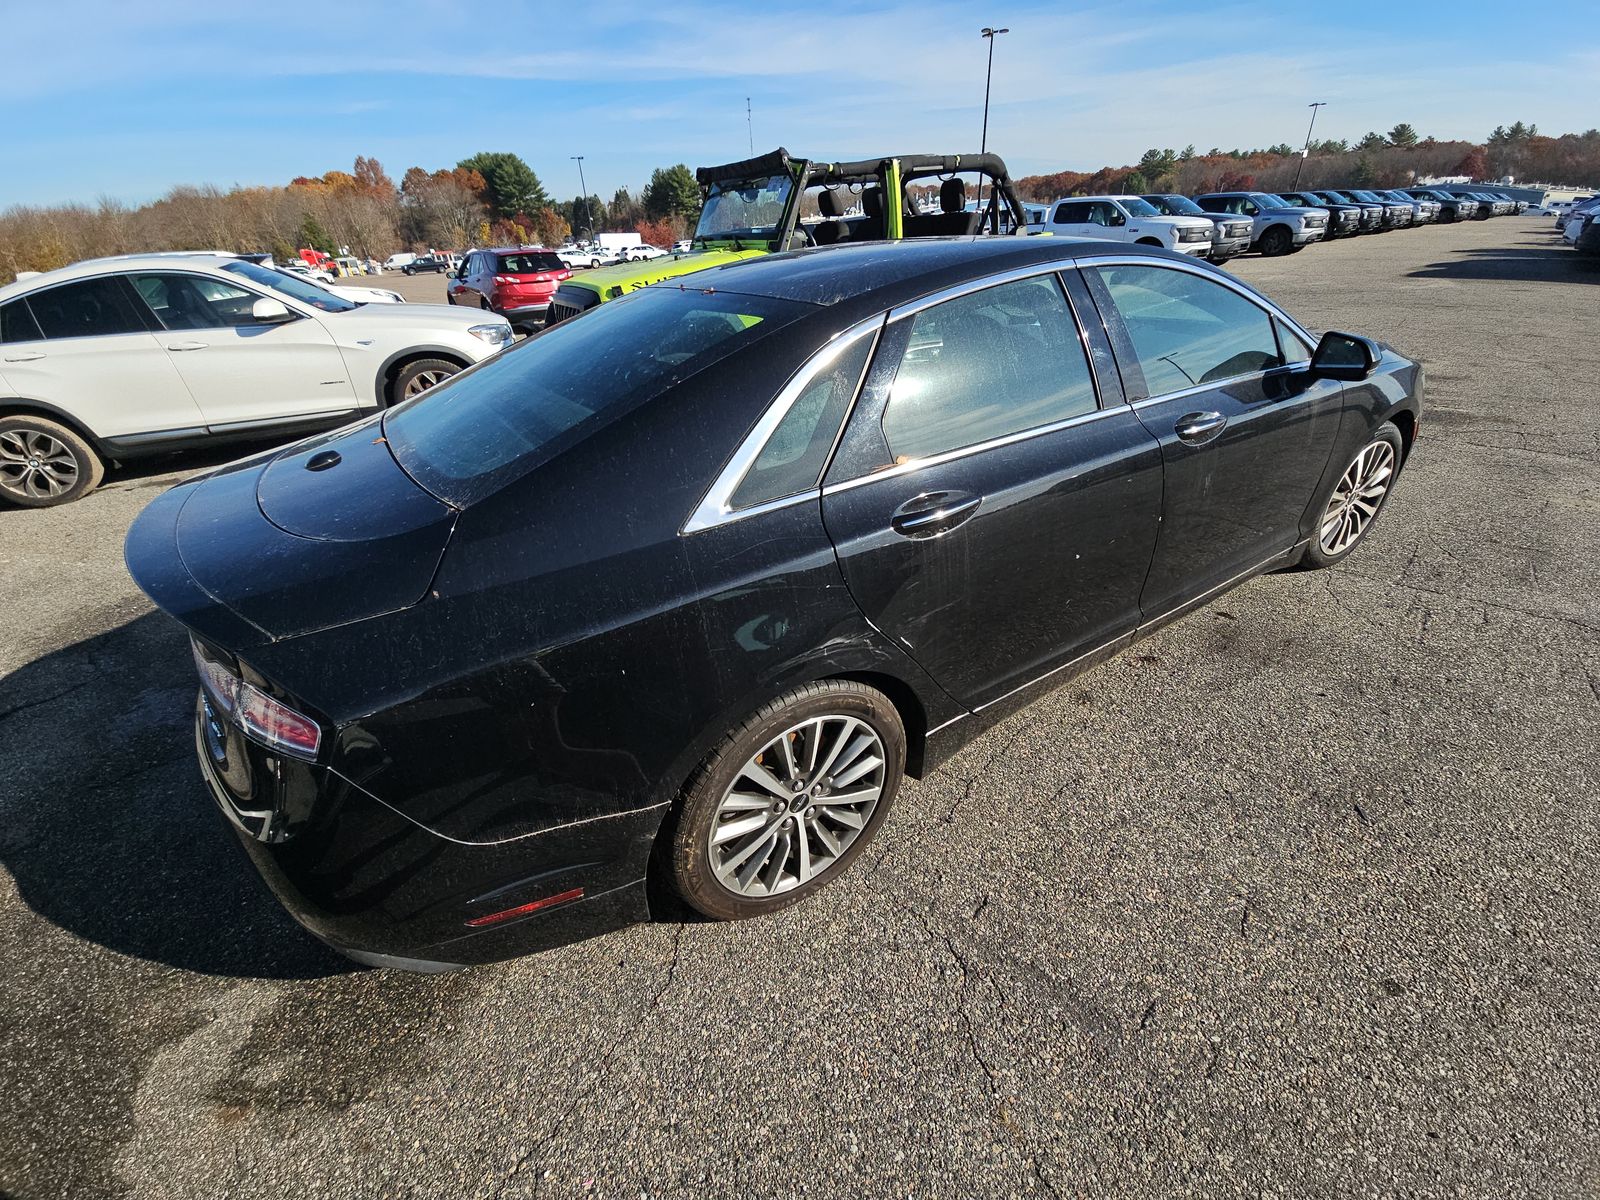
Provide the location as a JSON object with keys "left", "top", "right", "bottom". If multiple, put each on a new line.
{"left": 251, "top": 297, "right": 295, "bottom": 324}
{"left": 1309, "top": 331, "right": 1380, "bottom": 381}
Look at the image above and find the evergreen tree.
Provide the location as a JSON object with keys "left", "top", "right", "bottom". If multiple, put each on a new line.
{"left": 1388, "top": 123, "right": 1419, "bottom": 147}
{"left": 456, "top": 152, "right": 549, "bottom": 219}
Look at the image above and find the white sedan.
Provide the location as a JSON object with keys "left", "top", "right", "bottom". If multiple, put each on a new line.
{"left": 0, "top": 254, "right": 512, "bottom": 506}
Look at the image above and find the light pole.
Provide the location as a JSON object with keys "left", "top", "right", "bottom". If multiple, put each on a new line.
{"left": 571, "top": 155, "right": 591, "bottom": 241}
{"left": 980, "top": 26, "right": 1009, "bottom": 156}
{"left": 1293, "top": 102, "right": 1326, "bottom": 189}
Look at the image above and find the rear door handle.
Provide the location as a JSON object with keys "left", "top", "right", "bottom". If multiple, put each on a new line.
{"left": 1174, "top": 411, "right": 1227, "bottom": 445}
{"left": 890, "top": 491, "right": 981, "bottom": 539}
{"left": 166, "top": 341, "right": 209, "bottom": 352}
{"left": 3, "top": 351, "right": 45, "bottom": 362}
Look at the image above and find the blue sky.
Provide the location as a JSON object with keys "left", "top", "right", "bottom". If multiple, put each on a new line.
{"left": 5, "top": 0, "right": 1595, "bottom": 208}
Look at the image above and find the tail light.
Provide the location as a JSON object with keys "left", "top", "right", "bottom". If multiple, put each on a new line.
{"left": 192, "top": 638, "right": 322, "bottom": 761}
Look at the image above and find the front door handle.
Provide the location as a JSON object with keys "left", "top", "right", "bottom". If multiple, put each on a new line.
{"left": 166, "top": 341, "right": 209, "bottom": 352}
{"left": 890, "top": 491, "right": 982, "bottom": 539}
{"left": 1174, "top": 411, "right": 1227, "bottom": 445}
{"left": 3, "top": 351, "right": 45, "bottom": 362}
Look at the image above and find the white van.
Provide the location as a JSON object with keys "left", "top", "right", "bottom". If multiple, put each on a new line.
{"left": 383, "top": 252, "right": 418, "bottom": 272}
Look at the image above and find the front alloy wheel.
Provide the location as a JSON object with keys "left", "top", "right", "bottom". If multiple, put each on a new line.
{"left": 1301, "top": 423, "right": 1404, "bottom": 568}
{"left": 669, "top": 680, "right": 906, "bottom": 920}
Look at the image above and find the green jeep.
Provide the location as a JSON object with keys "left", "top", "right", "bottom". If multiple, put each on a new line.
{"left": 544, "top": 148, "right": 1028, "bottom": 325}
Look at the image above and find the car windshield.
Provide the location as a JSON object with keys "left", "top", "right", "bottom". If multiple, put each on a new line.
{"left": 1251, "top": 194, "right": 1289, "bottom": 209}
{"left": 384, "top": 287, "right": 807, "bottom": 507}
{"left": 695, "top": 174, "right": 794, "bottom": 242}
{"left": 497, "top": 252, "right": 564, "bottom": 273}
{"left": 1154, "top": 195, "right": 1204, "bottom": 215}
{"left": 221, "top": 260, "right": 356, "bottom": 313}
{"left": 1119, "top": 197, "right": 1160, "bottom": 217}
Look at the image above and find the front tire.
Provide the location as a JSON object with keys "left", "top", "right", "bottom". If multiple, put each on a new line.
{"left": 1259, "top": 225, "right": 1293, "bottom": 256}
{"left": 1300, "top": 423, "right": 1404, "bottom": 569}
{"left": 388, "top": 357, "right": 462, "bottom": 407}
{"left": 0, "top": 415, "right": 104, "bottom": 508}
{"left": 668, "top": 680, "right": 906, "bottom": 921}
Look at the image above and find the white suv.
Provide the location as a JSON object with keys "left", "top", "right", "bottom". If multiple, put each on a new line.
{"left": 0, "top": 254, "right": 513, "bottom": 507}
{"left": 1042, "top": 195, "right": 1216, "bottom": 255}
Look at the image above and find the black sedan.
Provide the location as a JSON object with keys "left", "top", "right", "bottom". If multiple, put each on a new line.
{"left": 125, "top": 237, "right": 1423, "bottom": 971}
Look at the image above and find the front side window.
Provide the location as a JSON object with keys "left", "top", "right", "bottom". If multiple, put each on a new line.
{"left": 1090, "top": 264, "right": 1282, "bottom": 397}
{"left": 1275, "top": 318, "right": 1315, "bottom": 365}
{"left": 132, "top": 274, "right": 260, "bottom": 330}
{"left": 728, "top": 334, "right": 874, "bottom": 511}
{"left": 879, "top": 275, "right": 1098, "bottom": 463}
{"left": 24, "top": 277, "right": 150, "bottom": 340}
{"left": 1090, "top": 203, "right": 1122, "bottom": 227}
{"left": 0, "top": 299, "right": 44, "bottom": 344}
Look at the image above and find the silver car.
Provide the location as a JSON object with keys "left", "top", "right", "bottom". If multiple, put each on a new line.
{"left": 0, "top": 254, "right": 512, "bottom": 506}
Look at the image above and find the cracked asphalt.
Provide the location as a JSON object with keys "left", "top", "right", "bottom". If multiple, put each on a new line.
{"left": 3, "top": 217, "right": 1598, "bottom": 1199}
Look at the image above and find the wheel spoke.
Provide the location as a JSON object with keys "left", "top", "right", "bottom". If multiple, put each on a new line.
{"left": 817, "top": 803, "right": 867, "bottom": 830}
{"left": 712, "top": 813, "right": 770, "bottom": 846}
{"left": 738, "top": 760, "right": 792, "bottom": 800}
{"left": 719, "top": 791, "right": 771, "bottom": 812}
{"left": 794, "top": 818, "right": 813, "bottom": 882}
{"left": 811, "top": 718, "right": 859, "bottom": 783}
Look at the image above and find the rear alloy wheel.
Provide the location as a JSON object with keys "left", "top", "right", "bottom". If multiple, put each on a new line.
{"left": 388, "top": 357, "right": 462, "bottom": 407}
{"left": 669, "top": 681, "right": 906, "bottom": 920}
{"left": 1259, "top": 225, "right": 1293, "bottom": 256}
{"left": 0, "top": 415, "right": 103, "bottom": 508}
{"left": 1300, "top": 423, "right": 1403, "bottom": 569}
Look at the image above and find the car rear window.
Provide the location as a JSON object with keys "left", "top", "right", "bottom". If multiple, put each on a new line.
{"left": 498, "top": 252, "right": 564, "bottom": 274}
{"left": 383, "top": 286, "right": 808, "bottom": 507}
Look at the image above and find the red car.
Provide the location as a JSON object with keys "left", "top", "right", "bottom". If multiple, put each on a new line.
{"left": 448, "top": 248, "right": 571, "bottom": 326}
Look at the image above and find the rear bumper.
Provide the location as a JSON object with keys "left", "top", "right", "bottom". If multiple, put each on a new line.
{"left": 496, "top": 300, "right": 552, "bottom": 317}
{"left": 194, "top": 694, "right": 660, "bottom": 969}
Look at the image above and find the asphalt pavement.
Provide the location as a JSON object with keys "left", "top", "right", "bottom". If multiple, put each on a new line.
{"left": 2, "top": 217, "right": 1598, "bottom": 1199}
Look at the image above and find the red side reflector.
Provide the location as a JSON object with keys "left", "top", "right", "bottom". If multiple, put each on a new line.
{"left": 464, "top": 887, "right": 585, "bottom": 928}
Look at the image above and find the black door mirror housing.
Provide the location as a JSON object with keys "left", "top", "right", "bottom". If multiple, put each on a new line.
{"left": 1309, "top": 331, "right": 1380, "bottom": 381}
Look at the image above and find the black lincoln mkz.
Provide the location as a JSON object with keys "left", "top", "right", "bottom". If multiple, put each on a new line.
{"left": 126, "top": 237, "right": 1422, "bottom": 971}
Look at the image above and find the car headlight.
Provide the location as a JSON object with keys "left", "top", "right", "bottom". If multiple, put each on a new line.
{"left": 468, "top": 322, "right": 513, "bottom": 346}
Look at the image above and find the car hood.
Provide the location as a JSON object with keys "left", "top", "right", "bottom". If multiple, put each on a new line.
{"left": 1133, "top": 215, "right": 1214, "bottom": 231}
{"left": 1265, "top": 206, "right": 1323, "bottom": 220}
{"left": 125, "top": 418, "right": 456, "bottom": 645}
{"left": 315, "top": 301, "right": 500, "bottom": 334}
{"left": 560, "top": 247, "right": 769, "bottom": 301}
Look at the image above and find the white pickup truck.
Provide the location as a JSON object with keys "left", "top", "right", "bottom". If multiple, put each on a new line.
{"left": 1041, "top": 195, "right": 1216, "bottom": 256}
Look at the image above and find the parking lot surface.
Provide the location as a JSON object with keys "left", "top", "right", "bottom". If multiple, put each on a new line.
{"left": 3, "top": 219, "right": 1598, "bottom": 1199}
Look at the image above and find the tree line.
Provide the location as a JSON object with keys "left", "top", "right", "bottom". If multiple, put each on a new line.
{"left": 1016, "top": 123, "right": 1600, "bottom": 203}
{"left": 0, "top": 152, "right": 706, "bottom": 284}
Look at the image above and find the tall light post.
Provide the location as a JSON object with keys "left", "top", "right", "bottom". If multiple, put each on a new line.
{"left": 980, "top": 26, "right": 1009, "bottom": 156}
{"left": 571, "top": 155, "right": 591, "bottom": 240}
{"left": 1293, "top": 102, "right": 1326, "bottom": 189}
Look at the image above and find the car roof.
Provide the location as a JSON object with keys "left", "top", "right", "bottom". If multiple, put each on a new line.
{"left": 667, "top": 236, "right": 1172, "bottom": 313}
{"left": 0, "top": 252, "right": 250, "bottom": 302}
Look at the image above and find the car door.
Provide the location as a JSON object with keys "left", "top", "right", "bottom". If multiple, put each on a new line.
{"left": 1, "top": 277, "right": 203, "bottom": 441}
{"left": 131, "top": 271, "right": 359, "bottom": 428}
{"left": 1081, "top": 260, "right": 1345, "bottom": 617}
{"left": 820, "top": 271, "right": 1164, "bottom": 709}
{"left": 1047, "top": 201, "right": 1096, "bottom": 240}
{"left": 448, "top": 253, "right": 477, "bottom": 304}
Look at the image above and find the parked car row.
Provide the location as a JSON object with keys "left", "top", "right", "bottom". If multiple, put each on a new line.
{"left": 1555, "top": 194, "right": 1600, "bottom": 256}
{"left": 1030, "top": 184, "right": 1531, "bottom": 261}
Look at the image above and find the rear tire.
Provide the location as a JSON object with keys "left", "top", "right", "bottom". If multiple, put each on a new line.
{"left": 388, "top": 357, "right": 462, "bottom": 407}
{"left": 667, "top": 680, "right": 906, "bottom": 921}
{"left": 0, "top": 414, "right": 104, "bottom": 508}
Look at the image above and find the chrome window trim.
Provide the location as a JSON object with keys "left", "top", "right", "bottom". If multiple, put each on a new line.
{"left": 821, "top": 404, "right": 1124, "bottom": 499}
{"left": 886, "top": 260, "right": 1075, "bottom": 321}
{"left": 681, "top": 313, "right": 884, "bottom": 535}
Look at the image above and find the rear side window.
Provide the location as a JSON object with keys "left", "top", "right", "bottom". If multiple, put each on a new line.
{"left": 879, "top": 274, "right": 1098, "bottom": 463}
{"left": 25, "top": 277, "right": 150, "bottom": 340}
{"left": 1052, "top": 202, "right": 1090, "bottom": 223}
{"left": 498, "top": 252, "right": 564, "bottom": 273}
{"left": 1090, "top": 264, "right": 1283, "bottom": 396}
{"left": 728, "top": 334, "right": 874, "bottom": 511}
{"left": 384, "top": 287, "right": 806, "bottom": 506}
{"left": 0, "top": 300, "right": 44, "bottom": 344}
